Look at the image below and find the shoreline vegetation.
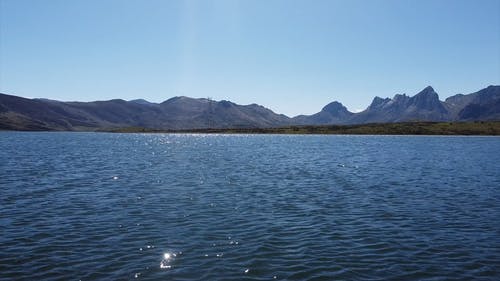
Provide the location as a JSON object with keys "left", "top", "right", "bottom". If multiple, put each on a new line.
{"left": 105, "top": 121, "right": 500, "bottom": 135}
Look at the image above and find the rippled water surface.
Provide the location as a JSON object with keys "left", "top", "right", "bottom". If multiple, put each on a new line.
{"left": 1, "top": 132, "right": 499, "bottom": 280}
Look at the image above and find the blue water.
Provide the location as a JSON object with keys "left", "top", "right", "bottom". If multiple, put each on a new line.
{"left": 1, "top": 132, "right": 499, "bottom": 280}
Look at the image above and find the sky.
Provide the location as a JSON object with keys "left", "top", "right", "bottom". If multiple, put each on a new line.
{"left": 0, "top": 0, "right": 499, "bottom": 116}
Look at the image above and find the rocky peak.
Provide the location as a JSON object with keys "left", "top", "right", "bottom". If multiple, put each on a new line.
{"left": 321, "top": 101, "right": 350, "bottom": 115}
{"left": 391, "top": 94, "right": 410, "bottom": 108}
{"left": 368, "top": 96, "right": 391, "bottom": 109}
{"left": 409, "top": 86, "right": 443, "bottom": 111}
{"left": 393, "top": 94, "right": 409, "bottom": 102}
{"left": 420, "top": 86, "right": 436, "bottom": 94}
{"left": 412, "top": 86, "right": 438, "bottom": 101}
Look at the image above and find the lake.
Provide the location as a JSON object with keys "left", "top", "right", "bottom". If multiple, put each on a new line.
{"left": 1, "top": 132, "right": 499, "bottom": 280}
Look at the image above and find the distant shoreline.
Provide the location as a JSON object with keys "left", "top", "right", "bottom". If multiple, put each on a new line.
{"left": 2, "top": 121, "right": 500, "bottom": 135}
{"left": 105, "top": 121, "right": 500, "bottom": 135}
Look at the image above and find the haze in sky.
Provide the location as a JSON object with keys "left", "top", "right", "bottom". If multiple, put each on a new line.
{"left": 1, "top": 0, "right": 499, "bottom": 116}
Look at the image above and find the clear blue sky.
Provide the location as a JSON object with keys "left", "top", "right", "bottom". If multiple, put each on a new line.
{"left": 1, "top": 0, "right": 499, "bottom": 116}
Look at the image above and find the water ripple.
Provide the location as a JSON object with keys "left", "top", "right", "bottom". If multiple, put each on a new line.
{"left": 0, "top": 133, "right": 499, "bottom": 280}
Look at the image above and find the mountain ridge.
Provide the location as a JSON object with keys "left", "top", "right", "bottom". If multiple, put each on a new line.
{"left": 1, "top": 85, "right": 499, "bottom": 131}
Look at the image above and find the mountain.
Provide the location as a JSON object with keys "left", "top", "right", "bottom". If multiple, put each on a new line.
{"left": 156, "top": 96, "right": 290, "bottom": 129}
{"left": 293, "top": 101, "right": 353, "bottom": 125}
{"left": 445, "top": 85, "right": 500, "bottom": 120}
{"left": 0, "top": 94, "right": 290, "bottom": 131}
{"left": 348, "top": 86, "right": 449, "bottom": 124}
{"left": 1, "top": 85, "right": 499, "bottom": 131}
{"left": 293, "top": 85, "right": 499, "bottom": 125}
{"left": 0, "top": 94, "right": 100, "bottom": 130}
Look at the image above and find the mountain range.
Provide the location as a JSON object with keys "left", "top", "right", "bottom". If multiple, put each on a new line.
{"left": 0, "top": 85, "right": 499, "bottom": 131}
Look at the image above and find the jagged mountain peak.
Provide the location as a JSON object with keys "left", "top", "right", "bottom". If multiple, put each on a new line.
{"left": 393, "top": 93, "right": 409, "bottom": 100}
{"left": 413, "top": 86, "right": 438, "bottom": 99}
{"left": 408, "top": 86, "right": 443, "bottom": 112}
{"left": 421, "top": 85, "right": 435, "bottom": 92}
{"left": 368, "top": 96, "right": 391, "bottom": 109}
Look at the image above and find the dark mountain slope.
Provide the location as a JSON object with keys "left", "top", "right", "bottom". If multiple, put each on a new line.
{"left": 0, "top": 93, "right": 98, "bottom": 130}
{"left": 445, "top": 85, "right": 500, "bottom": 120}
